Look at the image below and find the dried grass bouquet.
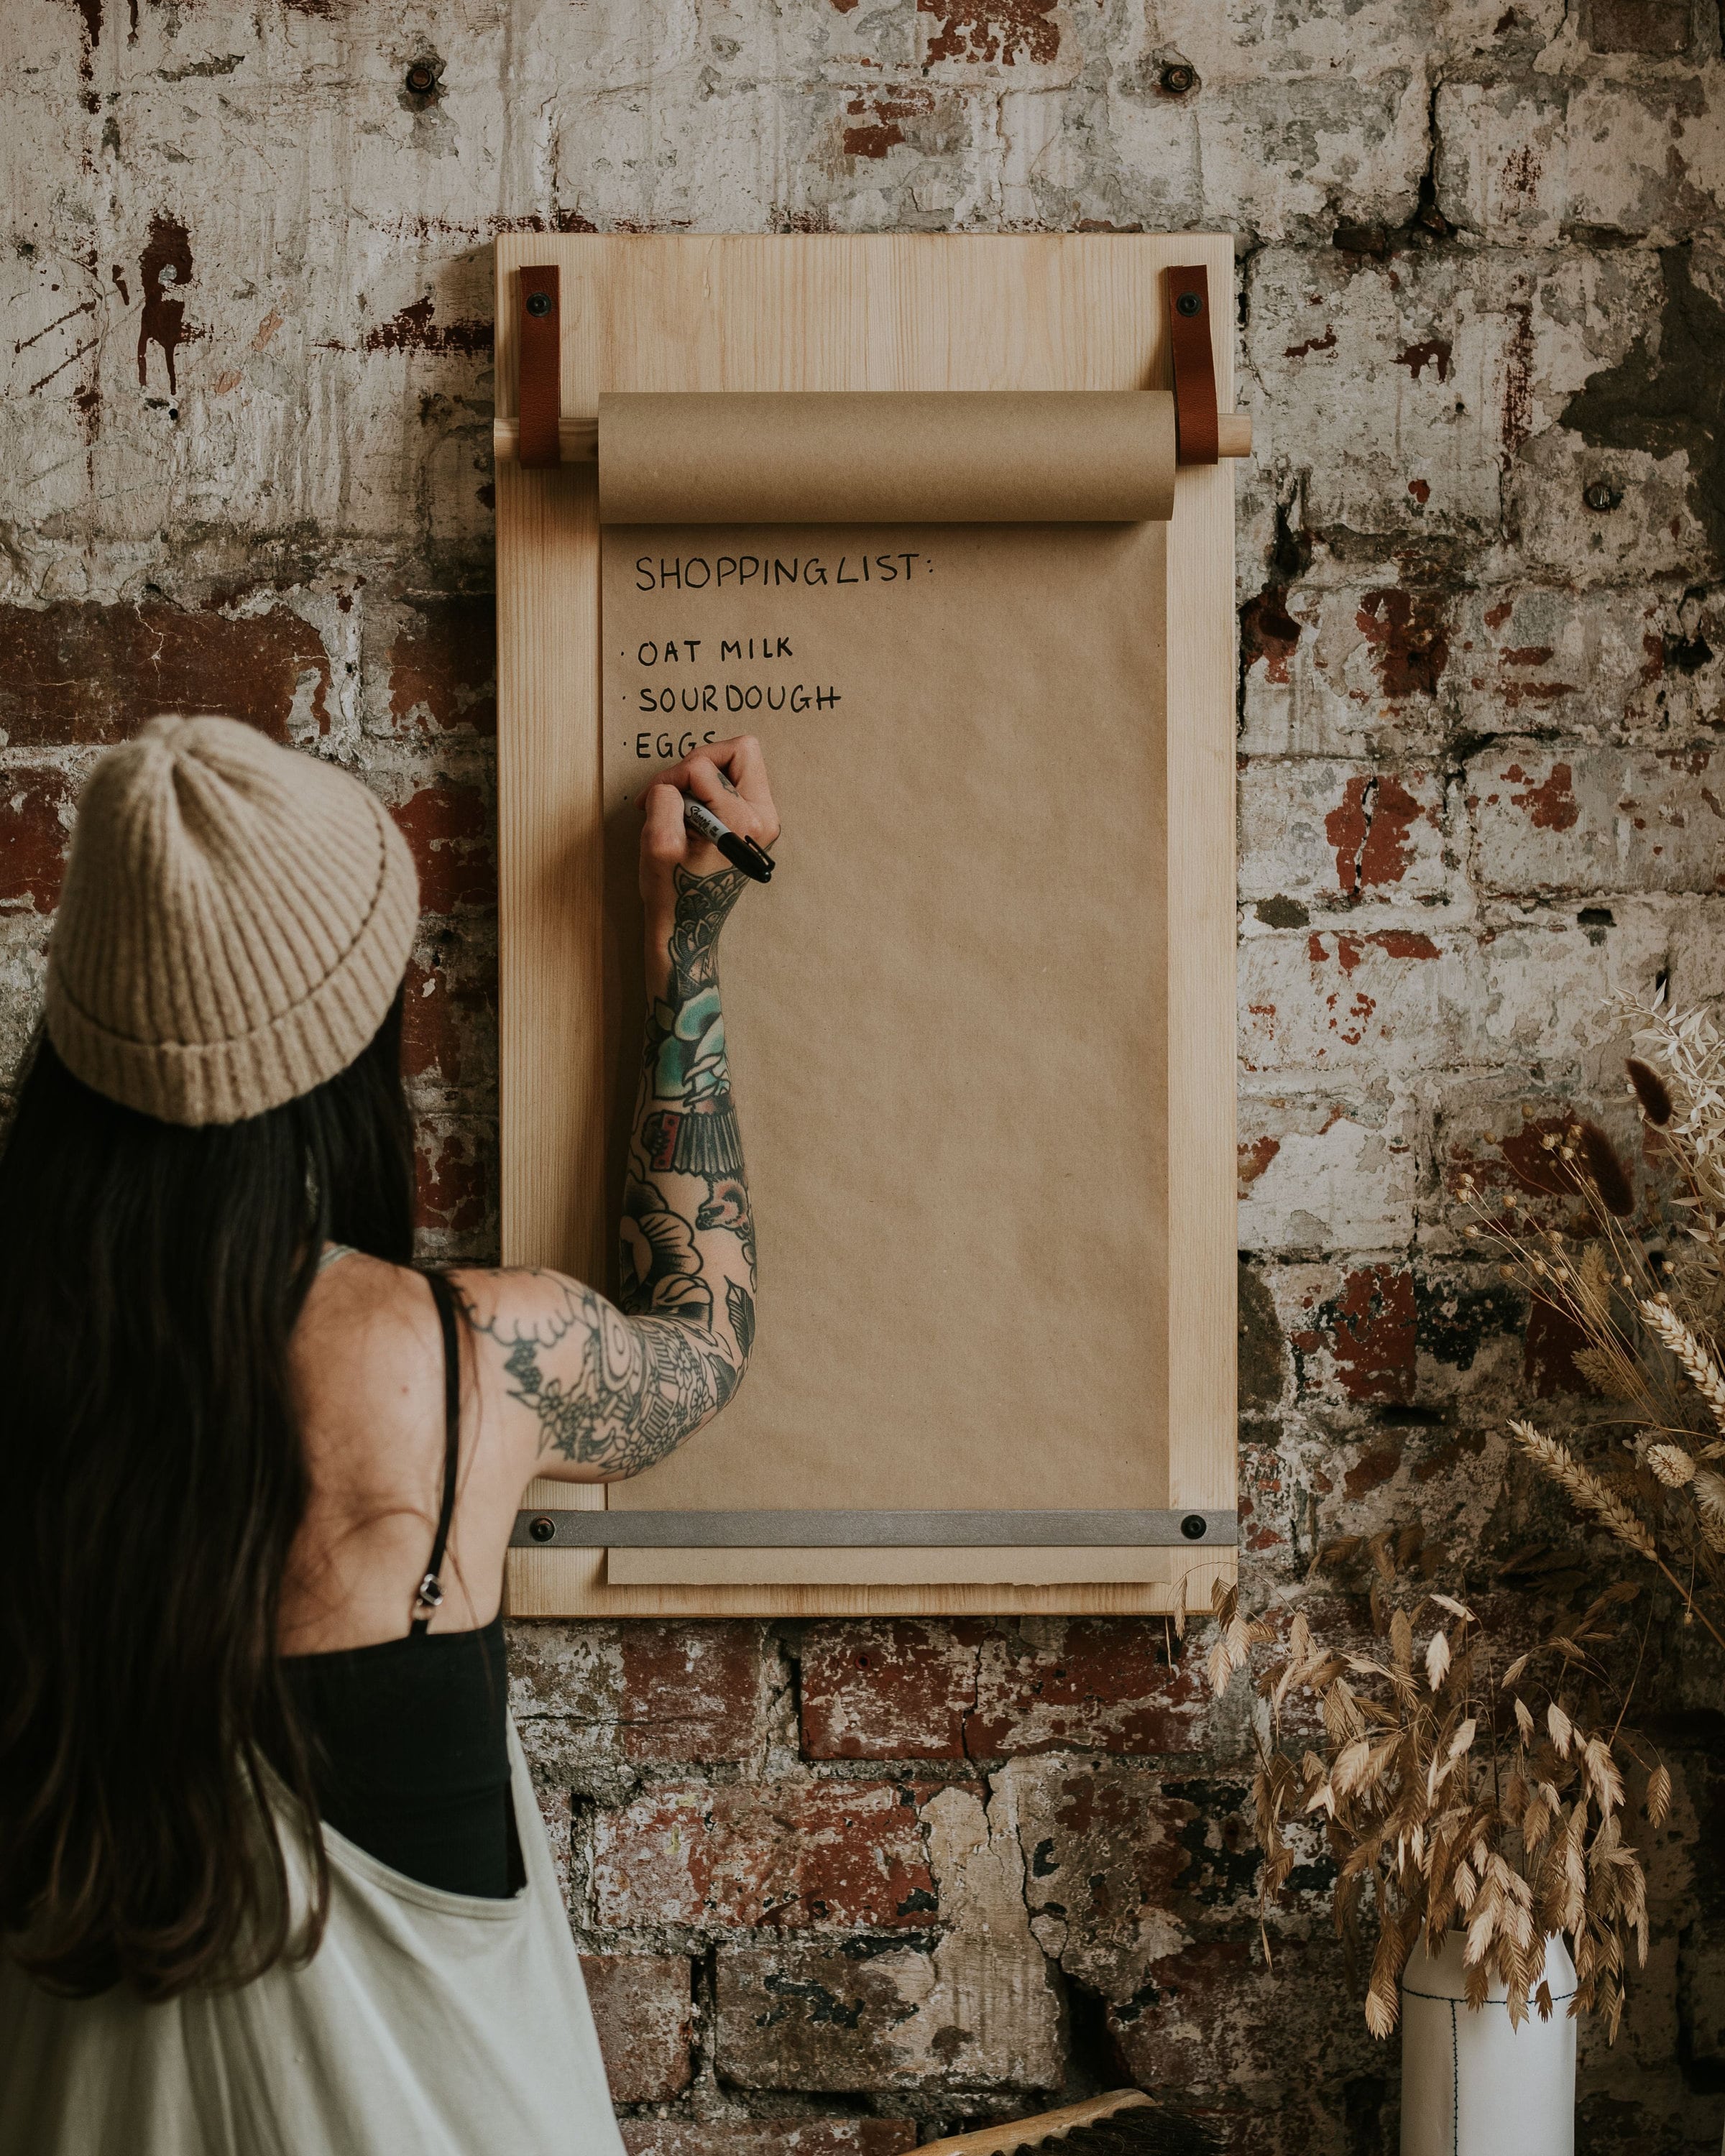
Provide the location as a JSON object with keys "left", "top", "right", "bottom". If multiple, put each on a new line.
{"left": 1455, "top": 992, "right": 1725, "bottom": 1654}
{"left": 1208, "top": 1530, "right": 1665, "bottom": 2040}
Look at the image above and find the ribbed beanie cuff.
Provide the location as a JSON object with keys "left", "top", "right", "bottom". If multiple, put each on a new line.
{"left": 45, "top": 716, "right": 420, "bottom": 1127}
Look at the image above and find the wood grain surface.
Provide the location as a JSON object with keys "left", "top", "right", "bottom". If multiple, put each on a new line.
{"left": 493, "top": 234, "right": 1238, "bottom": 1618}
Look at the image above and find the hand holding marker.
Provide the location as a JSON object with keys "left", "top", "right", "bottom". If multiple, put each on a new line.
{"left": 683, "top": 792, "right": 775, "bottom": 884}
{"left": 639, "top": 736, "right": 780, "bottom": 892}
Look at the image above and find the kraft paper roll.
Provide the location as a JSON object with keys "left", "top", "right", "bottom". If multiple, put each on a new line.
{"left": 597, "top": 390, "right": 1178, "bottom": 526}
{"left": 600, "top": 509, "right": 1170, "bottom": 1586}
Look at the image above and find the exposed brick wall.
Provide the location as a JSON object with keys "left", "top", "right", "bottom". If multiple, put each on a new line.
{"left": 4, "top": 0, "right": 1722, "bottom": 2147}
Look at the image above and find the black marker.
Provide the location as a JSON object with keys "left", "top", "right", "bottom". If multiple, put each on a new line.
{"left": 684, "top": 793, "right": 774, "bottom": 883}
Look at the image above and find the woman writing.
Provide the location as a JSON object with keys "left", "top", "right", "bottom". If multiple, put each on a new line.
{"left": 0, "top": 716, "right": 778, "bottom": 2154}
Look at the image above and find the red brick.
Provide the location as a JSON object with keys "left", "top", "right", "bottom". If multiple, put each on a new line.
{"left": 968, "top": 1625, "right": 1210, "bottom": 1758}
{"left": 0, "top": 767, "right": 75, "bottom": 909}
{"left": 0, "top": 601, "right": 332, "bottom": 745}
{"left": 1016, "top": 1766, "right": 1266, "bottom": 1988}
{"left": 391, "top": 780, "right": 495, "bottom": 913}
{"left": 579, "top": 1954, "right": 694, "bottom": 2104}
{"left": 1354, "top": 585, "right": 1451, "bottom": 699}
{"left": 800, "top": 1621, "right": 986, "bottom": 1760}
{"left": 1469, "top": 743, "right": 1725, "bottom": 898}
{"left": 388, "top": 596, "right": 497, "bottom": 736}
{"left": 1287, "top": 1265, "right": 1417, "bottom": 1406}
{"left": 618, "top": 1621, "right": 766, "bottom": 1764}
{"left": 713, "top": 1943, "right": 926, "bottom": 2091}
{"left": 1524, "top": 1296, "right": 1594, "bottom": 1399}
{"left": 620, "top": 2127, "right": 917, "bottom": 2155}
{"left": 399, "top": 942, "right": 497, "bottom": 1090}
{"left": 799, "top": 1621, "right": 1208, "bottom": 1762}
{"left": 536, "top": 1784, "right": 572, "bottom": 1907}
{"left": 1443, "top": 1108, "right": 1629, "bottom": 1238}
{"left": 590, "top": 1779, "right": 937, "bottom": 1931}
{"left": 1106, "top": 1935, "right": 1381, "bottom": 2143}
{"left": 415, "top": 1120, "right": 491, "bottom": 1245}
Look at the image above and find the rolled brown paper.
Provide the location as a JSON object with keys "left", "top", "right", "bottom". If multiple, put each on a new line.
{"left": 596, "top": 389, "right": 1179, "bottom": 525}
{"left": 489, "top": 402, "right": 1252, "bottom": 476}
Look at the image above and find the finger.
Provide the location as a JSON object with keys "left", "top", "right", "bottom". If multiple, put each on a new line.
{"left": 676, "top": 753, "right": 733, "bottom": 810}
{"left": 638, "top": 781, "right": 689, "bottom": 868}
{"left": 712, "top": 734, "right": 772, "bottom": 806}
{"left": 654, "top": 742, "right": 779, "bottom": 852}
{"left": 701, "top": 737, "right": 778, "bottom": 845}
{"left": 645, "top": 756, "right": 737, "bottom": 843}
{"left": 654, "top": 740, "right": 739, "bottom": 800}
{"left": 658, "top": 737, "right": 760, "bottom": 803}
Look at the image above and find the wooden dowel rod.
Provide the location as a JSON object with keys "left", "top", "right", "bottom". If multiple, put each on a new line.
{"left": 493, "top": 416, "right": 599, "bottom": 464}
{"left": 492, "top": 410, "right": 1252, "bottom": 468}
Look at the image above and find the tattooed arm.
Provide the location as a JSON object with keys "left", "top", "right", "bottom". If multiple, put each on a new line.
{"left": 455, "top": 737, "right": 778, "bottom": 1483}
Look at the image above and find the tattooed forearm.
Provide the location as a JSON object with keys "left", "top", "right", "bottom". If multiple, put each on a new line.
{"left": 639, "top": 865, "right": 750, "bottom": 1185}
{"left": 658, "top": 864, "right": 746, "bottom": 1015}
{"left": 616, "top": 864, "right": 757, "bottom": 1460}
{"left": 454, "top": 863, "right": 761, "bottom": 1481}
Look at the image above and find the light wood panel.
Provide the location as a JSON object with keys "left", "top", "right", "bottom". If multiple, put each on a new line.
{"left": 494, "top": 235, "right": 1238, "bottom": 1618}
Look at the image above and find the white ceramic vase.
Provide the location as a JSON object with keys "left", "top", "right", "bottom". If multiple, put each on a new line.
{"left": 1399, "top": 1928, "right": 1578, "bottom": 2156}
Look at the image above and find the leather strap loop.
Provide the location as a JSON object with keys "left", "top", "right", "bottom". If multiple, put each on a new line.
{"left": 517, "top": 264, "right": 562, "bottom": 469}
{"left": 1167, "top": 264, "right": 1219, "bottom": 468}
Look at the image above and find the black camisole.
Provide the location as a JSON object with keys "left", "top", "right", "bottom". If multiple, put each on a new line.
{"left": 278, "top": 1267, "right": 520, "bottom": 1899}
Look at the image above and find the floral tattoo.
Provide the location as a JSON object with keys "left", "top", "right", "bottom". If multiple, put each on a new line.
{"left": 458, "top": 865, "right": 757, "bottom": 1474}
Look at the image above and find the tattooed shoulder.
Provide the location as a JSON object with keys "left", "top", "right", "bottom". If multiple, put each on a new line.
{"left": 452, "top": 1270, "right": 742, "bottom": 1478}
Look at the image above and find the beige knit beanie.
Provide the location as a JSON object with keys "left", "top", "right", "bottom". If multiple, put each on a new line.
{"left": 45, "top": 715, "right": 420, "bottom": 1126}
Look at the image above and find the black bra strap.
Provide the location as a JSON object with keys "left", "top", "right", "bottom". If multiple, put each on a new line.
{"left": 411, "top": 1271, "right": 462, "bottom": 1637}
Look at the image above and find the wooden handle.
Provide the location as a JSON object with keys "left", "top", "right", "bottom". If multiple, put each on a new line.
{"left": 492, "top": 411, "right": 1249, "bottom": 468}
{"left": 918, "top": 2090, "right": 1153, "bottom": 2155}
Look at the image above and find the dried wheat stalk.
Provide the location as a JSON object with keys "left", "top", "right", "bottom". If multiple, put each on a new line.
{"left": 1640, "top": 1297, "right": 1725, "bottom": 1437}
{"left": 1450, "top": 997, "right": 1725, "bottom": 1645}
{"left": 1507, "top": 1422, "right": 1657, "bottom": 1562}
{"left": 1215, "top": 1534, "right": 1660, "bottom": 2044}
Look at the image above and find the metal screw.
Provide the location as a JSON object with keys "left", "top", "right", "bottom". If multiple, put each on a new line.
{"left": 1175, "top": 290, "right": 1202, "bottom": 318}
{"left": 1160, "top": 62, "right": 1197, "bottom": 95}
{"left": 158, "top": 264, "right": 178, "bottom": 284}
{"left": 1583, "top": 479, "right": 1622, "bottom": 512}
{"left": 528, "top": 1514, "right": 556, "bottom": 1543}
{"left": 404, "top": 59, "right": 438, "bottom": 96}
{"left": 1180, "top": 1513, "right": 1208, "bottom": 1541}
{"left": 525, "top": 290, "right": 552, "bottom": 318}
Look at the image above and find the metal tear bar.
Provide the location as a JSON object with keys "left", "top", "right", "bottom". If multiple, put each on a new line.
{"left": 510, "top": 1508, "right": 1238, "bottom": 1550}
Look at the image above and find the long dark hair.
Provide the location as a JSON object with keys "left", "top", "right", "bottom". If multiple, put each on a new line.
{"left": 0, "top": 990, "right": 415, "bottom": 1999}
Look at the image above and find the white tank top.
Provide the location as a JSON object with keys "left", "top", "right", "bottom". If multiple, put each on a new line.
{"left": 0, "top": 1720, "right": 625, "bottom": 2156}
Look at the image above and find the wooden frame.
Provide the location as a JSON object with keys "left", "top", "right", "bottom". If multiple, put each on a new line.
{"left": 494, "top": 234, "right": 1238, "bottom": 1618}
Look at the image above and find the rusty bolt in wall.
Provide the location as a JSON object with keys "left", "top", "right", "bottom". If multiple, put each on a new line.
{"left": 1159, "top": 62, "right": 1198, "bottom": 95}
{"left": 403, "top": 57, "right": 442, "bottom": 101}
{"left": 1583, "top": 479, "right": 1624, "bottom": 512}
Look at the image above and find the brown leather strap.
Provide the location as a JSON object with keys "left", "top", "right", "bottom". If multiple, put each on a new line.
{"left": 1167, "top": 264, "right": 1219, "bottom": 468}
{"left": 517, "top": 264, "right": 561, "bottom": 469}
